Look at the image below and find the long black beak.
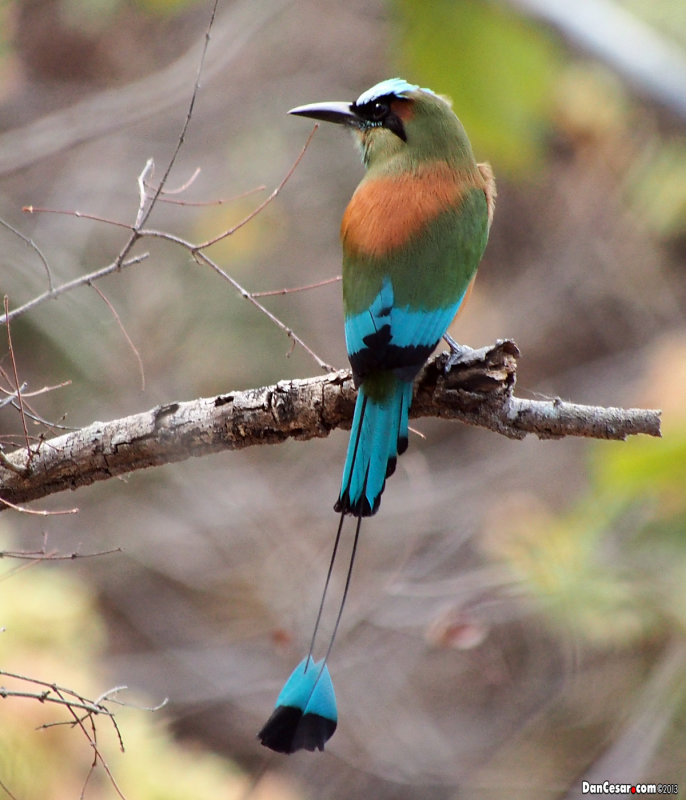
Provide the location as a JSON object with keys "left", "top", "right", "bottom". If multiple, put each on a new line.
{"left": 288, "top": 101, "right": 360, "bottom": 126}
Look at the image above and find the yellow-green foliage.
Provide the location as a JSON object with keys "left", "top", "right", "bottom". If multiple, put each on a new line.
{"left": 393, "top": 0, "right": 562, "bottom": 174}
{"left": 627, "top": 140, "right": 686, "bottom": 239}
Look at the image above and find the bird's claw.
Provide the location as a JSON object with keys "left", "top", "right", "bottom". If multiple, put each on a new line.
{"left": 443, "top": 334, "right": 482, "bottom": 373}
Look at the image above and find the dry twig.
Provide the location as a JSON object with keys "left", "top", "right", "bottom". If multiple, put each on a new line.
{"left": 3, "top": 297, "right": 30, "bottom": 455}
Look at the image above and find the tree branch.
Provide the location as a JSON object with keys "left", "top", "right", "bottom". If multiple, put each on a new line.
{"left": 0, "top": 340, "right": 661, "bottom": 509}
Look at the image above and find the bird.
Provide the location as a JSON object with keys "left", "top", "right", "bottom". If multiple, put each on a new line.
{"left": 257, "top": 78, "right": 495, "bottom": 754}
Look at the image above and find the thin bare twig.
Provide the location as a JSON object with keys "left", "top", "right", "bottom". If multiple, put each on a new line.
{"left": 135, "top": 158, "right": 155, "bottom": 227}
{"left": 3, "top": 405, "right": 74, "bottom": 432}
{"left": 3, "top": 1, "right": 329, "bottom": 382}
{"left": 0, "top": 380, "right": 71, "bottom": 399}
{"left": 0, "top": 687, "right": 112, "bottom": 716}
{"left": 57, "top": 691, "right": 127, "bottom": 800}
{"left": 0, "top": 543, "right": 121, "bottom": 561}
{"left": 18, "top": 188, "right": 333, "bottom": 372}
{"left": 0, "top": 366, "right": 74, "bottom": 433}
{"left": 0, "top": 217, "right": 53, "bottom": 291}
{"left": 0, "top": 668, "right": 165, "bottom": 798}
{"left": 90, "top": 285, "right": 146, "bottom": 392}
{"left": 10, "top": 20, "right": 322, "bottom": 372}
{"left": 0, "top": 0, "right": 294, "bottom": 176}
{"left": 152, "top": 183, "right": 266, "bottom": 206}
{"left": 0, "top": 253, "right": 149, "bottom": 326}
{"left": 99, "top": 693, "right": 168, "bottom": 713}
{"left": 194, "top": 123, "right": 318, "bottom": 250}
{"left": 0, "top": 671, "right": 115, "bottom": 717}
{"left": 22, "top": 207, "right": 133, "bottom": 230}
{"left": 3, "top": 297, "right": 30, "bottom": 455}
{"left": 0, "top": 495, "right": 78, "bottom": 515}
{"left": 19, "top": 125, "right": 330, "bottom": 373}
{"left": 190, "top": 247, "right": 335, "bottom": 371}
{"left": 3, "top": 0, "right": 219, "bottom": 333}
{"left": 153, "top": 166, "right": 201, "bottom": 195}
{"left": 135, "top": 0, "right": 219, "bottom": 231}
{"left": 0, "top": 384, "right": 27, "bottom": 409}
{"left": 0, "top": 776, "right": 19, "bottom": 800}
{"left": 251, "top": 274, "right": 341, "bottom": 297}
{"left": 80, "top": 753, "right": 98, "bottom": 800}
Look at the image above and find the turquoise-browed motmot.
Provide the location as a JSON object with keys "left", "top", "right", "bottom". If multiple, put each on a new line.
{"left": 258, "top": 78, "right": 495, "bottom": 754}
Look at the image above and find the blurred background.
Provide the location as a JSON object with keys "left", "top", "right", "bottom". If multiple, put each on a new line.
{"left": 1, "top": 0, "right": 686, "bottom": 797}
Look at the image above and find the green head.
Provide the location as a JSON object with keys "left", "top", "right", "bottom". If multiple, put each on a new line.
{"left": 289, "top": 78, "right": 477, "bottom": 171}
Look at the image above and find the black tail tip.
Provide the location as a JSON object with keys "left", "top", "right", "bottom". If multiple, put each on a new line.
{"left": 258, "top": 706, "right": 337, "bottom": 754}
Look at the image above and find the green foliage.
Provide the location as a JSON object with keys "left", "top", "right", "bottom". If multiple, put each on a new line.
{"left": 593, "top": 423, "right": 686, "bottom": 504}
{"left": 392, "top": 0, "right": 563, "bottom": 173}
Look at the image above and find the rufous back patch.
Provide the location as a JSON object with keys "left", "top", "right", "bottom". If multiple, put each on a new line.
{"left": 341, "top": 162, "right": 480, "bottom": 258}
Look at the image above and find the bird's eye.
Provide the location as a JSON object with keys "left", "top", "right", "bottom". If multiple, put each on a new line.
{"left": 369, "top": 101, "right": 388, "bottom": 121}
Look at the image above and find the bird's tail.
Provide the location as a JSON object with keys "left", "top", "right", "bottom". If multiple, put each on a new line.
{"left": 258, "top": 377, "right": 412, "bottom": 754}
{"left": 258, "top": 513, "right": 361, "bottom": 754}
{"left": 335, "top": 376, "right": 413, "bottom": 517}
{"left": 257, "top": 656, "right": 337, "bottom": 754}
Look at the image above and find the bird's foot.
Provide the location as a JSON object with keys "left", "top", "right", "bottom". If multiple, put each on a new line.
{"left": 443, "top": 334, "right": 484, "bottom": 373}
